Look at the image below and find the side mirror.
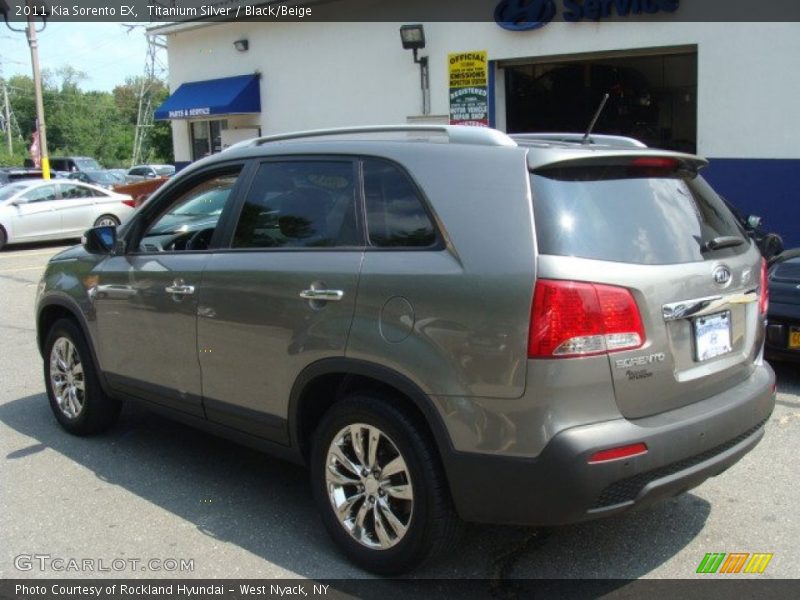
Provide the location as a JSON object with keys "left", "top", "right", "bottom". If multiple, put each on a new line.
{"left": 10, "top": 198, "right": 28, "bottom": 206}
{"left": 746, "top": 215, "right": 762, "bottom": 229}
{"left": 82, "top": 225, "right": 117, "bottom": 255}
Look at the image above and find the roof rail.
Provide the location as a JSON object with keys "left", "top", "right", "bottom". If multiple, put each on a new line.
{"left": 510, "top": 133, "right": 648, "bottom": 149}
{"left": 228, "top": 125, "right": 518, "bottom": 149}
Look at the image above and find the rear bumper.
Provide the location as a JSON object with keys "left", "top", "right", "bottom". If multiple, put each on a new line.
{"left": 444, "top": 363, "right": 775, "bottom": 526}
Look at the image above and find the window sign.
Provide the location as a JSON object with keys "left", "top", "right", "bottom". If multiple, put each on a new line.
{"left": 448, "top": 51, "right": 489, "bottom": 127}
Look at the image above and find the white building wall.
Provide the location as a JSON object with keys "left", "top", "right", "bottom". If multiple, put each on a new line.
{"left": 164, "top": 21, "right": 800, "bottom": 162}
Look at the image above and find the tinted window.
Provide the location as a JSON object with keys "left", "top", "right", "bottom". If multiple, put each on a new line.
{"left": 139, "top": 169, "right": 241, "bottom": 252}
{"left": 75, "top": 158, "right": 102, "bottom": 170}
{"left": 22, "top": 184, "right": 57, "bottom": 203}
{"left": 59, "top": 183, "right": 99, "bottom": 199}
{"left": 531, "top": 173, "right": 746, "bottom": 265}
{"left": 363, "top": 159, "right": 435, "bottom": 248}
{"left": 233, "top": 161, "right": 358, "bottom": 249}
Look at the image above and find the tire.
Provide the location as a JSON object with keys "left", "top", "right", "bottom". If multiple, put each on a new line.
{"left": 310, "top": 394, "right": 460, "bottom": 574}
{"left": 93, "top": 214, "right": 120, "bottom": 228}
{"left": 0, "top": 226, "right": 6, "bottom": 251}
{"left": 44, "top": 318, "right": 121, "bottom": 435}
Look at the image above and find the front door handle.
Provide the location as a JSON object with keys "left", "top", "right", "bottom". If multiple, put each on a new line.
{"left": 299, "top": 289, "right": 344, "bottom": 302}
{"left": 165, "top": 279, "right": 195, "bottom": 296}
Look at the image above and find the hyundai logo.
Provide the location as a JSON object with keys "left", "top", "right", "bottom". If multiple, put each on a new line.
{"left": 713, "top": 265, "right": 732, "bottom": 286}
{"left": 494, "top": 0, "right": 557, "bottom": 31}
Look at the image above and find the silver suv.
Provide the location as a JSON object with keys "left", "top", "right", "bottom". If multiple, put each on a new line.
{"left": 36, "top": 126, "right": 775, "bottom": 574}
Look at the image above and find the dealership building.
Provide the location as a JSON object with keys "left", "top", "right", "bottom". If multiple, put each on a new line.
{"left": 152, "top": 7, "right": 800, "bottom": 246}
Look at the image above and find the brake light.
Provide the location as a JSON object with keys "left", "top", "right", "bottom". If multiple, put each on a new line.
{"left": 759, "top": 258, "right": 769, "bottom": 316}
{"left": 588, "top": 443, "right": 648, "bottom": 464}
{"left": 529, "top": 279, "right": 645, "bottom": 358}
{"left": 122, "top": 199, "right": 136, "bottom": 208}
{"left": 630, "top": 157, "right": 679, "bottom": 169}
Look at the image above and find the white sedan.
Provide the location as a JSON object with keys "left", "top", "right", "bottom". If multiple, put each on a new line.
{"left": 0, "top": 179, "right": 135, "bottom": 250}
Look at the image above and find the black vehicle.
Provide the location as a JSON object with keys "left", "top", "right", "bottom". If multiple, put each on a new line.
{"left": 68, "top": 169, "right": 125, "bottom": 190}
{"left": 722, "top": 198, "right": 784, "bottom": 261}
{"left": 0, "top": 167, "right": 43, "bottom": 186}
{"left": 766, "top": 249, "right": 800, "bottom": 363}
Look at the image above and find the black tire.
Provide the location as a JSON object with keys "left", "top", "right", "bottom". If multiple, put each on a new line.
{"left": 93, "top": 214, "right": 120, "bottom": 228}
{"left": 310, "top": 393, "right": 460, "bottom": 574}
{"left": 0, "top": 226, "right": 6, "bottom": 251}
{"left": 44, "top": 318, "right": 121, "bottom": 435}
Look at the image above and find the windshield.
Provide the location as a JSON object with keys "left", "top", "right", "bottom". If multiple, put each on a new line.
{"left": 155, "top": 166, "right": 175, "bottom": 176}
{"left": 171, "top": 188, "right": 229, "bottom": 217}
{"left": 531, "top": 173, "right": 746, "bottom": 265}
{"left": 0, "top": 183, "right": 27, "bottom": 202}
{"left": 88, "top": 171, "right": 116, "bottom": 184}
{"left": 76, "top": 158, "right": 102, "bottom": 170}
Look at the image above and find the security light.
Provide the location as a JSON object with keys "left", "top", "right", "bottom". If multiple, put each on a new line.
{"left": 400, "top": 24, "right": 425, "bottom": 51}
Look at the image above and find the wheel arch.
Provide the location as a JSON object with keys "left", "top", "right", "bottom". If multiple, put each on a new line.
{"left": 37, "top": 297, "right": 110, "bottom": 394}
{"left": 289, "top": 358, "right": 455, "bottom": 467}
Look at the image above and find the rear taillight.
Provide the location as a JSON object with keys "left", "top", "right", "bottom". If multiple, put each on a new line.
{"left": 529, "top": 279, "right": 645, "bottom": 358}
{"left": 122, "top": 199, "right": 136, "bottom": 208}
{"left": 759, "top": 258, "right": 769, "bottom": 316}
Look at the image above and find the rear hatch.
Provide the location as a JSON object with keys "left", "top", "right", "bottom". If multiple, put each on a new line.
{"left": 529, "top": 152, "right": 766, "bottom": 419}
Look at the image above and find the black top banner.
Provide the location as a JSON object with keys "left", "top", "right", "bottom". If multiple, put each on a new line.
{"left": 1, "top": 0, "right": 800, "bottom": 23}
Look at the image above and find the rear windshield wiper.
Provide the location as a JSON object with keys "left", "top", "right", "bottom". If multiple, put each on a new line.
{"left": 702, "top": 236, "right": 745, "bottom": 252}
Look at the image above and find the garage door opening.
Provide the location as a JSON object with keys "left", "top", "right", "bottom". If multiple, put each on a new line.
{"left": 504, "top": 51, "right": 697, "bottom": 153}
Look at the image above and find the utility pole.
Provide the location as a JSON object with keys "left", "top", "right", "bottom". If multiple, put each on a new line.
{"left": 2, "top": 82, "right": 11, "bottom": 155}
{"left": 25, "top": 0, "right": 49, "bottom": 178}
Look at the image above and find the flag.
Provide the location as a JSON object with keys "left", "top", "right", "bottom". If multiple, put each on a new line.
{"left": 30, "top": 129, "right": 41, "bottom": 168}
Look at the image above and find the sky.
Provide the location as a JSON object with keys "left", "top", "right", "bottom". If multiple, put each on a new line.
{"left": 1, "top": 22, "right": 151, "bottom": 92}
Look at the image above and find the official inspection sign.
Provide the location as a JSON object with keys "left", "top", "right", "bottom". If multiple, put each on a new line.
{"left": 448, "top": 50, "right": 489, "bottom": 127}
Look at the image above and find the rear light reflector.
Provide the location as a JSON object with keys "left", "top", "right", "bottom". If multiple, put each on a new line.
{"left": 122, "top": 199, "right": 136, "bottom": 208}
{"left": 529, "top": 279, "right": 645, "bottom": 358}
{"left": 588, "top": 443, "right": 648, "bottom": 464}
{"left": 759, "top": 258, "right": 769, "bottom": 316}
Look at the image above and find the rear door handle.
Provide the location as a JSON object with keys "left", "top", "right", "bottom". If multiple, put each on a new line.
{"left": 299, "top": 289, "right": 344, "bottom": 302}
{"left": 165, "top": 280, "right": 195, "bottom": 296}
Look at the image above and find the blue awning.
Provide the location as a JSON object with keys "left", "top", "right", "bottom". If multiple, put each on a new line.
{"left": 154, "top": 74, "right": 261, "bottom": 120}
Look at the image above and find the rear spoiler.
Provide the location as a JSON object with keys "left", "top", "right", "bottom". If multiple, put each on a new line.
{"left": 531, "top": 152, "right": 708, "bottom": 179}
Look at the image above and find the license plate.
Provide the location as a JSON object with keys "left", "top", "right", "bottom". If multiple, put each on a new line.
{"left": 694, "top": 311, "right": 732, "bottom": 361}
{"left": 790, "top": 327, "right": 800, "bottom": 350}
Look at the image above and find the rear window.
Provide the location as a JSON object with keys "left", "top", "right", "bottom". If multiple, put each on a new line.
{"left": 531, "top": 173, "right": 747, "bottom": 265}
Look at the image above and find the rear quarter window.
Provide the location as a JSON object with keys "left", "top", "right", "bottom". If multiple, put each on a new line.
{"left": 531, "top": 173, "right": 747, "bottom": 265}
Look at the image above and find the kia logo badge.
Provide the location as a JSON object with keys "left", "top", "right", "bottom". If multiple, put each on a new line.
{"left": 713, "top": 265, "right": 732, "bottom": 286}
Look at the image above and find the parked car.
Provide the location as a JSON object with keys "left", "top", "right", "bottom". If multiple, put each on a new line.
{"left": 721, "top": 198, "right": 785, "bottom": 261}
{"left": 106, "top": 169, "right": 131, "bottom": 184}
{"left": 36, "top": 126, "right": 774, "bottom": 574}
{"left": 0, "top": 179, "right": 134, "bottom": 250}
{"left": 127, "top": 164, "right": 175, "bottom": 182}
{"left": 26, "top": 156, "right": 103, "bottom": 173}
{"left": 67, "top": 169, "right": 124, "bottom": 190}
{"left": 0, "top": 167, "right": 44, "bottom": 185}
{"left": 765, "top": 249, "right": 800, "bottom": 362}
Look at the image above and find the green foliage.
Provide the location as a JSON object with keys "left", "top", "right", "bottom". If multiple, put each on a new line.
{"left": 2, "top": 67, "right": 173, "bottom": 168}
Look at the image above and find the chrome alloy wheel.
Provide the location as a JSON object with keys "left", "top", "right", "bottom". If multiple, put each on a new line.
{"left": 49, "top": 337, "right": 85, "bottom": 419}
{"left": 95, "top": 216, "right": 119, "bottom": 227}
{"left": 325, "top": 423, "right": 413, "bottom": 550}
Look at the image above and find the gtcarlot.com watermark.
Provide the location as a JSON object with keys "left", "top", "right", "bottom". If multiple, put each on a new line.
{"left": 14, "top": 553, "right": 194, "bottom": 573}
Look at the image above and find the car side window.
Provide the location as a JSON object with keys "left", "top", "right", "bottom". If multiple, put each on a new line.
{"left": 58, "top": 183, "right": 95, "bottom": 199}
{"left": 22, "top": 185, "right": 57, "bottom": 203}
{"left": 362, "top": 159, "right": 436, "bottom": 248}
{"left": 138, "top": 168, "right": 242, "bottom": 253}
{"left": 232, "top": 160, "right": 359, "bottom": 249}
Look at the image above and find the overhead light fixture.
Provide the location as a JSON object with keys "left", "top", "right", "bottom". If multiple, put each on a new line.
{"left": 400, "top": 24, "right": 425, "bottom": 52}
{"left": 399, "top": 24, "right": 430, "bottom": 115}
{"left": 234, "top": 39, "right": 249, "bottom": 52}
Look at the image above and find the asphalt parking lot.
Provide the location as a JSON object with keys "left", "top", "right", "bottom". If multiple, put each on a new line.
{"left": 1, "top": 242, "right": 798, "bottom": 582}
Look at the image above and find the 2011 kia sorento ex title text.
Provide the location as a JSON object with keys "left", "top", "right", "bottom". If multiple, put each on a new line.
{"left": 35, "top": 126, "right": 775, "bottom": 575}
